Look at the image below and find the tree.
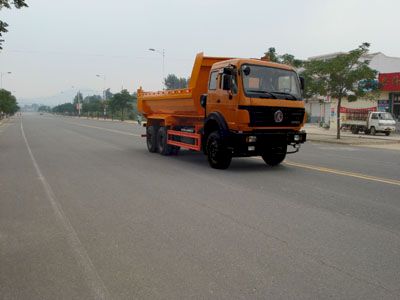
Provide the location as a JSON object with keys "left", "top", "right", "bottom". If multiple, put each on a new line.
{"left": 262, "top": 47, "right": 279, "bottom": 62}
{"left": 261, "top": 47, "right": 303, "bottom": 68}
{"left": 105, "top": 88, "right": 113, "bottom": 101}
{"left": 110, "top": 89, "right": 134, "bottom": 121}
{"left": 73, "top": 91, "right": 83, "bottom": 104}
{"left": 82, "top": 95, "right": 102, "bottom": 115}
{"left": 0, "top": 89, "right": 19, "bottom": 116}
{"left": 38, "top": 105, "right": 51, "bottom": 112}
{"left": 164, "top": 74, "right": 189, "bottom": 90}
{"left": 52, "top": 103, "right": 75, "bottom": 115}
{"left": 302, "top": 43, "right": 378, "bottom": 139}
{"left": 0, "top": 0, "right": 28, "bottom": 50}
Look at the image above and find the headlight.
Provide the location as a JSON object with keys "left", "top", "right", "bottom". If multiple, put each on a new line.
{"left": 294, "top": 134, "right": 300, "bottom": 142}
{"left": 246, "top": 136, "right": 257, "bottom": 143}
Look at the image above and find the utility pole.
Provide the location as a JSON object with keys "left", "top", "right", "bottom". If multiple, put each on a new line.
{"left": 96, "top": 74, "right": 107, "bottom": 119}
{"left": 78, "top": 90, "right": 81, "bottom": 117}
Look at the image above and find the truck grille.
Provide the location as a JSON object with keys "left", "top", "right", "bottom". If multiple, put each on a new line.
{"left": 239, "top": 106, "right": 305, "bottom": 127}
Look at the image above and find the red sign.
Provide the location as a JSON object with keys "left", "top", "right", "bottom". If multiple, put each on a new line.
{"left": 379, "top": 73, "right": 400, "bottom": 91}
{"left": 339, "top": 106, "right": 376, "bottom": 113}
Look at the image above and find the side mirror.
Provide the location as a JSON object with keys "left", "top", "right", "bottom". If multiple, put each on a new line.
{"left": 200, "top": 94, "right": 207, "bottom": 108}
{"left": 222, "top": 75, "right": 232, "bottom": 91}
{"left": 299, "top": 76, "right": 305, "bottom": 91}
{"left": 242, "top": 66, "right": 251, "bottom": 76}
{"left": 222, "top": 67, "right": 232, "bottom": 75}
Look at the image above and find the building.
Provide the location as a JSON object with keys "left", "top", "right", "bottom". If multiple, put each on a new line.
{"left": 304, "top": 52, "right": 400, "bottom": 127}
{"left": 378, "top": 72, "right": 400, "bottom": 117}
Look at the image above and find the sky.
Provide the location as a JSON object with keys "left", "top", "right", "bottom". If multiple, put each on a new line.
{"left": 1, "top": 0, "right": 400, "bottom": 105}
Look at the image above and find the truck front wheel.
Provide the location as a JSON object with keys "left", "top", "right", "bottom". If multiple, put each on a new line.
{"left": 146, "top": 126, "right": 157, "bottom": 153}
{"left": 262, "top": 145, "right": 287, "bottom": 166}
{"left": 206, "top": 131, "right": 232, "bottom": 169}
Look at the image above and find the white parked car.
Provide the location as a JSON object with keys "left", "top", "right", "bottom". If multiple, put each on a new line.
{"left": 343, "top": 111, "right": 396, "bottom": 136}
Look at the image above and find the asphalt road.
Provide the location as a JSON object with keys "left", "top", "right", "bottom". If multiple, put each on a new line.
{"left": 1, "top": 113, "right": 400, "bottom": 299}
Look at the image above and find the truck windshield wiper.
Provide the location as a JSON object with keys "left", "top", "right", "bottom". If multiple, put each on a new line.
{"left": 269, "top": 91, "right": 298, "bottom": 100}
{"left": 246, "top": 89, "right": 277, "bottom": 99}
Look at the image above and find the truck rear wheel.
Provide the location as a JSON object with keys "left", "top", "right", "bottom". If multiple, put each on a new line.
{"left": 370, "top": 126, "right": 376, "bottom": 135}
{"left": 385, "top": 131, "right": 390, "bottom": 136}
{"left": 157, "top": 127, "right": 173, "bottom": 155}
{"left": 262, "top": 145, "right": 287, "bottom": 166}
{"left": 206, "top": 131, "right": 232, "bottom": 169}
{"left": 351, "top": 126, "right": 359, "bottom": 134}
{"left": 146, "top": 126, "right": 157, "bottom": 153}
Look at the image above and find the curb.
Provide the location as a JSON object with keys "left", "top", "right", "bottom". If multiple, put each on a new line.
{"left": 306, "top": 131, "right": 400, "bottom": 142}
{"left": 307, "top": 136, "right": 400, "bottom": 146}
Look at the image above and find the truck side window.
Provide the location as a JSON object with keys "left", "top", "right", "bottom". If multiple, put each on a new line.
{"left": 209, "top": 71, "right": 218, "bottom": 90}
{"left": 371, "top": 114, "right": 378, "bottom": 119}
{"left": 231, "top": 75, "right": 238, "bottom": 94}
{"left": 220, "top": 74, "right": 238, "bottom": 94}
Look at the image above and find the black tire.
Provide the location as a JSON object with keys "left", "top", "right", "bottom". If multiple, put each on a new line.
{"left": 261, "top": 144, "right": 287, "bottom": 166}
{"left": 146, "top": 126, "right": 157, "bottom": 153}
{"left": 385, "top": 131, "right": 390, "bottom": 136}
{"left": 157, "top": 127, "right": 173, "bottom": 155}
{"left": 370, "top": 126, "right": 376, "bottom": 136}
{"left": 351, "top": 126, "right": 359, "bottom": 134}
{"left": 206, "top": 131, "right": 232, "bottom": 169}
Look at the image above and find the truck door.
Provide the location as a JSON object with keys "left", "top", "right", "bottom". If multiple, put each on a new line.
{"left": 206, "top": 70, "right": 220, "bottom": 114}
{"left": 206, "top": 70, "right": 238, "bottom": 128}
{"left": 369, "top": 112, "right": 379, "bottom": 129}
{"left": 219, "top": 73, "right": 239, "bottom": 127}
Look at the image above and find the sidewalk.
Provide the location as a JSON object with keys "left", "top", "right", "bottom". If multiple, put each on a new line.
{"left": 304, "top": 123, "right": 400, "bottom": 150}
{"left": 0, "top": 117, "right": 9, "bottom": 126}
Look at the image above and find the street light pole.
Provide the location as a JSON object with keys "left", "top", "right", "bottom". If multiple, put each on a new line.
{"left": 71, "top": 86, "right": 82, "bottom": 117}
{"left": 148, "top": 48, "right": 165, "bottom": 89}
{"left": 96, "top": 74, "right": 107, "bottom": 119}
{"left": 1, "top": 72, "right": 12, "bottom": 89}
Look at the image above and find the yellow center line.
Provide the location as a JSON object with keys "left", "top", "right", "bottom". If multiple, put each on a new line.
{"left": 284, "top": 160, "right": 400, "bottom": 187}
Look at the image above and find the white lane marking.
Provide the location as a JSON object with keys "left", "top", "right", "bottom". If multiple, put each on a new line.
{"left": 317, "top": 146, "right": 359, "bottom": 151}
{"left": 21, "top": 122, "right": 111, "bottom": 300}
{"left": 63, "top": 121, "right": 142, "bottom": 137}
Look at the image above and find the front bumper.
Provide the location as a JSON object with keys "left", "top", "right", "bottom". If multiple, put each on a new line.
{"left": 383, "top": 126, "right": 396, "bottom": 132}
{"left": 226, "top": 130, "right": 306, "bottom": 157}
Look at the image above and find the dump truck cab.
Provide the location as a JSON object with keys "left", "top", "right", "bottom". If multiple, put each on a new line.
{"left": 201, "top": 58, "right": 306, "bottom": 165}
{"left": 204, "top": 58, "right": 305, "bottom": 130}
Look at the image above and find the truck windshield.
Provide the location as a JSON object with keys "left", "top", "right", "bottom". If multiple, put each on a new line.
{"left": 377, "top": 112, "right": 394, "bottom": 120}
{"left": 241, "top": 64, "right": 302, "bottom": 100}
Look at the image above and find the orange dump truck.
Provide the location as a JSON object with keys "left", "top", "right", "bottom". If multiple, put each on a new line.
{"left": 137, "top": 52, "right": 306, "bottom": 169}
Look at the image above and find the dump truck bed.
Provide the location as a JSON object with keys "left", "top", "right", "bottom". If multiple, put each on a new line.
{"left": 137, "top": 53, "right": 231, "bottom": 120}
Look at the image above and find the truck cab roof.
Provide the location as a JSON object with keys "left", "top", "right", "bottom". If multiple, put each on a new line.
{"left": 211, "top": 58, "right": 295, "bottom": 72}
